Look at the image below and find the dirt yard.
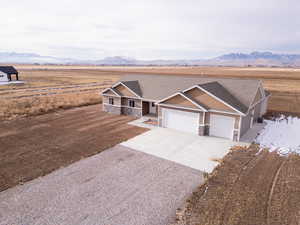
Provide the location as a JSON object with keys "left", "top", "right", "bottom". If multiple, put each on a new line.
{"left": 173, "top": 145, "right": 300, "bottom": 225}
{"left": 0, "top": 104, "right": 147, "bottom": 192}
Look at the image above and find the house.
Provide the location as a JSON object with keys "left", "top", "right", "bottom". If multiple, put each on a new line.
{"left": 101, "top": 74, "right": 270, "bottom": 141}
{"left": 0, "top": 66, "right": 19, "bottom": 82}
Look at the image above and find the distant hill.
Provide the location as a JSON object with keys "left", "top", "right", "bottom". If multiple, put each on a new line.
{"left": 1, "top": 51, "right": 300, "bottom": 67}
{"left": 0, "top": 52, "right": 74, "bottom": 64}
{"left": 211, "top": 52, "right": 300, "bottom": 67}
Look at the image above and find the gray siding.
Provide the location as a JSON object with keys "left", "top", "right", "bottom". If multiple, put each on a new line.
{"left": 240, "top": 113, "right": 252, "bottom": 137}
{"left": 253, "top": 102, "right": 262, "bottom": 122}
{"left": 260, "top": 98, "right": 268, "bottom": 116}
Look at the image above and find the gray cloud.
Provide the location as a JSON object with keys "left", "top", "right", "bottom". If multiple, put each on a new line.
{"left": 1, "top": 0, "right": 299, "bottom": 59}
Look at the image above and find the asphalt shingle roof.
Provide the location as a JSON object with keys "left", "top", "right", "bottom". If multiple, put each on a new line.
{"left": 0, "top": 66, "right": 18, "bottom": 74}
{"left": 118, "top": 74, "right": 262, "bottom": 113}
{"left": 122, "top": 80, "right": 142, "bottom": 97}
{"left": 198, "top": 82, "right": 248, "bottom": 114}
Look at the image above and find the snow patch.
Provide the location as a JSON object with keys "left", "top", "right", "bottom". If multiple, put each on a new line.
{"left": 255, "top": 115, "right": 300, "bottom": 155}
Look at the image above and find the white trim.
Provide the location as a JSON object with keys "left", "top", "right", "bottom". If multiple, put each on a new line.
{"left": 141, "top": 98, "right": 157, "bottom": 102}
{"left": 208, "top": 109, "right": 240, "bottom": 116}
{"left": 157, "top": 92, "right": 208, "bottom": 112}
{"left": 249, "top": 92, "right": 271, "bottom": 111}
{"left": 123, "top": 105, "right": 142, "bottom": 110}
{"left": 181, "top": 84, "right": 201, "bottom": 93}
{"left": 157, "top": 92, "right": 185, "bottom": 103}
{"left": 101, "top": 88, "right": 121, "bottom": 97}
{"left": 103, "top": 103, "right": 121, "bottom": 107}
{"left": 180, "top": 92, "right": 208, "bottom": 111}
{"left": 248, "top": 83, "right": 263, "bottom": 109}
{"left": 200, "top": 123, "right": 210, "bottom": 126}
{"left": 194, "top": 85, "right": 245, "bottom": 116}
{"left": 112, "top": 81, "right": 141, "bottom": 98}
{"left": 103, "top": 103, "right": 142, "bottom": 110}
{"left": 102, "top": 94, "right": 121, "bottom": 98}
{"left": 238, "top": 115, "right": 242, "bottom": 141}
{"left": 250, "top": 109, "right": 254, "bottom": 128}
{"left": 181, "top": 84, "right": 245, "bottom": 115}
{"left": 128, "top": 99, "right": 136, "bottom": 108}
{"left": 122, "top": 96, "right": 141, "bottom": 100}
{"left": 259, "top": 81, "right": 266, "bottom": 98}
{"left": 158, "top": 103, "right": 203, "bottom": 112}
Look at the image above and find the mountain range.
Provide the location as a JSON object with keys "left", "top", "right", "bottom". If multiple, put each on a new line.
{"left": 1, "top": 51, "right": 300, "bottom": 67}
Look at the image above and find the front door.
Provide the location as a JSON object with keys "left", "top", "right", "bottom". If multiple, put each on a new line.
{"left": 142, "top": 101, "right": 150, "bottom": 115}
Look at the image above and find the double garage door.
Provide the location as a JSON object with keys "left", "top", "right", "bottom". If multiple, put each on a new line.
{"left": 162, "top": 108, "right": 199, "bottom": 134}
{"left": 209, "top": 114, "right": 235, "bottom": 139}
{"left": 162, "top": 108, "right": 235, "bottom": 139}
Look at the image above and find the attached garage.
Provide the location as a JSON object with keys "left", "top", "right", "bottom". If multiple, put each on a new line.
{"left": 209, "top": 114, "right": 235, "bottom": 139}
{"left": 162, "top": 108, "right": 199, "bottom": 134}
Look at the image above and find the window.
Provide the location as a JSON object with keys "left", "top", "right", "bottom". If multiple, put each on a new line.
{"left": 151, "top": 102, "right": 155, "bottom": 107}
{"left": 109, "top": 97, "right": 114, "bottom": 105}
{"left": 129, "top": 99, "right": 135, "bottom": 107}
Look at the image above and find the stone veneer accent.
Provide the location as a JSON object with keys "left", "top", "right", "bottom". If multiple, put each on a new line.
{"left": 103, "top": 104, "right": 121, "bottom": 115}
{"left": 198, "top": 126, "right": 205, "bottom": 136}
{"left": 121, "top": 107, "right": 141, "bottom": 117}
{"left": 233, "top": 130, "right": 239, "bottom": 142}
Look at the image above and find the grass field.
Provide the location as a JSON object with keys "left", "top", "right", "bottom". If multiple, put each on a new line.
{"left": 1, "top": 65, "right": 300, "bottom": 120}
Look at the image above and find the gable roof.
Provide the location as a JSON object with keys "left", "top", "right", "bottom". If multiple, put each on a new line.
{"left": 102, "top": 88, "right": 121, "bottom": 96}
{"left": 115, "top": 74, "right": 262, "bottom": 112}
{"left": 159, "top": 92, "right": 208, "bottom": 111}
{"left": 197, "top": 82, "right": 248, "bottom": 114}
{"left": 112, "top": 81, "right": 142, "bottom": 97}
{"left": 0, "top": 66, "right": 18, "bottom": 74}
{"left": 122, "top": 80, "right": 142, "bottom": 97}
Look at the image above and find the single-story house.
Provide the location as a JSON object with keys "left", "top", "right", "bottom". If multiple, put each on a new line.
{"left": 0, "top": 66, "right": 19, "bottom": 82}
{"left": 101, "top": 74, "right": 270, "bottom": 141}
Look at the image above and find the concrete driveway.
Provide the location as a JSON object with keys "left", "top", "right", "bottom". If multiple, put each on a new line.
{"left": 121, "top": 128, "right": 249, "bottom": 173}
{"left": 0, "top": 145, "right": 203, "bottom": 225}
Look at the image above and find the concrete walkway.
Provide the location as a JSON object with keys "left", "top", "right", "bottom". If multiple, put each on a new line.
{"left": 0, "top": 145, "right": 203, "bottom": 225}
{"left": 121, "top": 128, "right": 249, "bottom": 173}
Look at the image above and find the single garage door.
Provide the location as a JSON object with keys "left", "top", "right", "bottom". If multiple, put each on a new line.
{"left": 209, "top": 114, "right": 235, "bottom": 139}
{"left": 162, "top": 108, "right": 199, "bottom": 134}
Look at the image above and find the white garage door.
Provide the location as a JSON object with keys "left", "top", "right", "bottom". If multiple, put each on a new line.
{"left": 209, "top": 114, "right": 235, "bottom": 139}
{"left": 162, "top": 108, "right": 199, "bottom": 134}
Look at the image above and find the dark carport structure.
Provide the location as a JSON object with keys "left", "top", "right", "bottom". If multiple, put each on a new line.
{"left": 0, "top": 66, "right": 19, "bottom": 81}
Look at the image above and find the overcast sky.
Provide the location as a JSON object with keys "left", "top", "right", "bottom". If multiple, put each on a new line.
{"left": 1, "top": 0, "right": 300, "bottom": 60}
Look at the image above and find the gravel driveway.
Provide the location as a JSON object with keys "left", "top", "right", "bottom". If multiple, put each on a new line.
{"left": 0, "top": 145, "right": 203, "bottom": 225}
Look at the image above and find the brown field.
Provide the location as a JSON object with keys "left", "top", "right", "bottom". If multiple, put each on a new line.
{"left": 173, "top": 145, "right": 300, "bottom": 225}
{"left": 1, "top": 65, "right": 300, "bottom": 120}
{"left": 0, "top": 104, "right": 148, "bottom": 192}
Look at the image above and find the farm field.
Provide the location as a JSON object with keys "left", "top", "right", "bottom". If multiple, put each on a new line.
{"left": 1, "top": 65, "right": 299, "bottom": 119}
{"left": 0, "top": 104, "right": 147, "bottom": 192}
{"left": 0, "top": 68, "right": 121, "bottom": 120}
{"left": 173, "top": 146, "right": 300, "bottom": 225}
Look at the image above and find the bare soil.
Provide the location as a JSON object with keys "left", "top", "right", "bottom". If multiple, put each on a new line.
{"left": 173, "top": 145, "right": 300, "bottom": 225}
{"left": 0, "top": 104, "right": 148, "bottom": 192}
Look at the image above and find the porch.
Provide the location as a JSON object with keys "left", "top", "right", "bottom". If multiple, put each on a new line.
{"left": 142, "top": 100, "right": 158, "bottom": 117}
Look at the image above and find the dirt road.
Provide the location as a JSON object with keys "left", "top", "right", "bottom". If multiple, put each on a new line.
{"left": 174, "top": 146, "right": 300, "bottom": 225}
{"left": 0, "top": 104, "right": 147, "bottom": 192}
